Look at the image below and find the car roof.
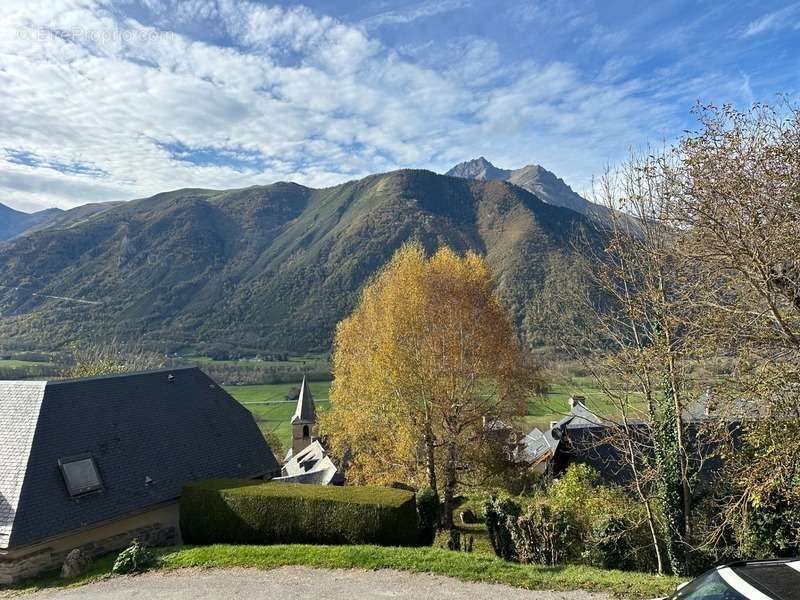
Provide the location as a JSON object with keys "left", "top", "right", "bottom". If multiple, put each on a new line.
{"left": 723, "top": 559, "right": 800, "bottom": 600}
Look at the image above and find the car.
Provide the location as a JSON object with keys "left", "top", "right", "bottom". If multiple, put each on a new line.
{"left": 656, "top": 559, "right": 800, "bottom": 600}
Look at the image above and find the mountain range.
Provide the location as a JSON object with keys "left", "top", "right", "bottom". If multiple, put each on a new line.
{"left": 0, "top": 161, "right": 594, "bottom": 353}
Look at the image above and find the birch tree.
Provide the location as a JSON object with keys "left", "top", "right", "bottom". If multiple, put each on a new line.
{"left": 322, "top": 243, "right": 539, "bottom": 528}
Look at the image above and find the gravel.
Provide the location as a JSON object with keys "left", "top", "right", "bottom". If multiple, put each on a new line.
{"left": 22, "top": 566, "right": 615, "bottom": 600}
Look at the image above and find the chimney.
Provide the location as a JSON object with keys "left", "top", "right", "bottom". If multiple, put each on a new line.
{"left": 568, "top": 395, "right": 585, "bottom": 409}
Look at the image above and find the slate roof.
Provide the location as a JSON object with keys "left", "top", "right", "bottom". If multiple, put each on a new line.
{"left": 291, "top": 376, "right": 316, "bottom": 424}
{"left": 0, "top": 367, "right": 278, "bottom": 550}
{"left": 682, "top": 390, "right": 767, "bottom": 423}
{"left": 518, "top": 427, "right": 553, "bottom": 464}
{"left": 0, "top": 382, "right": 46, "bottom": 549}
{"left": 275, "top": 440, "right": 343, "bottom": 485}
{"left": 520, "top": 398, "right": 606, "bottom": 465}
{"left": 561, "top": 402, "right": 605, "bottom": 429}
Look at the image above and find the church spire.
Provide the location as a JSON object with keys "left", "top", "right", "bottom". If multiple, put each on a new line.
{"left": 291, "top": 376, "right": 316, "bottom": 424}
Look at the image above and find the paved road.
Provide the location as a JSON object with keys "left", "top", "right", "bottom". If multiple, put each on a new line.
{"left": 24, "top": 566, "right": 614, "bottom": 600}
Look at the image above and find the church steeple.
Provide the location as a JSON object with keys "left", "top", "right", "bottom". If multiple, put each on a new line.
{"left": 291, "top": 376, "right": 316, "bottom": 455}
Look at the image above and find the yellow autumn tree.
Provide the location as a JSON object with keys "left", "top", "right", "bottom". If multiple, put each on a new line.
{"left": 321, "top": 242, "right": 540, "bottom": 527}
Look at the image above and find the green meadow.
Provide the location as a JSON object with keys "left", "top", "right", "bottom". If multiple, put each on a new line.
{"left": 225, "top": 376, "right": 640, "bottom": 449}
{"left": 224, "top": 381, "right": 332, "bottom": 448}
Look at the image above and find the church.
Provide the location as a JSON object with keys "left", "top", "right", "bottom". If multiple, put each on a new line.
{"left": 274, "top": 377, "right": 344, "bottom": 486}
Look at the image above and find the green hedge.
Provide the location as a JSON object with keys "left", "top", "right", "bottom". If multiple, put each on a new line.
{"left": 180, "top": 480, "right": 418, "bottom": 547}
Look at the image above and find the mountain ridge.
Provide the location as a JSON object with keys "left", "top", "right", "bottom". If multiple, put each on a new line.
{"left": 0, "top": 203, "right": 64, "bottom": 241}
{"left": 0, "top": 168, "right": 587, "bottom": 353}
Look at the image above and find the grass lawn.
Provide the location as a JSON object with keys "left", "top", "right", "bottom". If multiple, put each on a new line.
{"left": 1, "top": 545, "right": 682, "bottom": 599}
{"left": 225, "top": 381, "right": 331, "bottom": 447}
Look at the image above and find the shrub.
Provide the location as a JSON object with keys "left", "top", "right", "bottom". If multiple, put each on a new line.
{"left": 484, "top": 495, "right": 521, "bottom": 561}
{"left": 511, "top": 500, "right": 582, "bottom": 565}
{"left": 390, "top": 481, "right": 418, "bottom": 492}
{"left": 737, "top": 494, "right": 800, "bottom": 559}
{"left": 483, "top": 466, "right": 656, "bottom": 572}
{"left": 587, "top": 515, "right": 638, "bottom": 571}
{"left": 112, "top": 538, "right": 156, "bottom": 574}
{"left": 415, "top": 487, "right": 439, "bottom": 545}
{"left": 181, "top": 480, "right": 418, "bottom": 547}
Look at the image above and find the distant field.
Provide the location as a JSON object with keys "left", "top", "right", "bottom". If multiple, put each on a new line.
{"left": 225, "top": 375, "right": 644, "bottom": 450}
{"left": 185, "top": 353, "right": 328, "bottom": 369}
{"left": 0, "top": 358, "right": 52, "bottom": 368}
{"left": 525, "top": 377, "right": 645, "bottom": 432}
{"left": 224, "top": 381, "right": 332, "bottom": 450}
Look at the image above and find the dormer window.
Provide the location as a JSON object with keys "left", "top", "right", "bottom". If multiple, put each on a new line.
{"left": 58, "top": 454, "right": 103, "bottom": 497}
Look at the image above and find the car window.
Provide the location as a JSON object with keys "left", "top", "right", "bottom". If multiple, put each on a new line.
{"left": 671, "top": 570, "right": 748, "bottom": 600}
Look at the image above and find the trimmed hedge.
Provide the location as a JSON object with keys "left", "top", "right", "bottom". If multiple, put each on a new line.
{"left": 180, "top": 480, "right": 418, "bottom": 547}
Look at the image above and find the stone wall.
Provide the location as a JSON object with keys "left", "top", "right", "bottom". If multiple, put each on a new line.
{"left": 0, "top": 520, "right": 176, "bottom": 585}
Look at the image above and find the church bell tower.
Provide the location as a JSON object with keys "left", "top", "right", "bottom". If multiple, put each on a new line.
{"left": 290, "top": 376, "right": 316, "bottom": 456}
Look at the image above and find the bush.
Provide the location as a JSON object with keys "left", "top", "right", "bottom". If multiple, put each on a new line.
{"left": 587, "top": 515, "right": 638, "bottom": 571}
{"left": 389, "top": 481, "right": 418, "bottom": 492}
{"left": 737, "top": 494, "right": 800, "bottom": 559}
{"left": 483, "top": 466, "right": 657, "bottom": 572}
{"left": 484, "top": 495, "right": 521, "bottom": 561}
{"left": 415, "top": 488, "right": 439, "bottom": 545}
{"left": 512, "top": 500, "right": 582, "bottom": 565}
{"left": 112, "top": 538, "right": 156, "bottom": 574}
{"left": 181, "top": 480, "right": 418, "bottom": 547}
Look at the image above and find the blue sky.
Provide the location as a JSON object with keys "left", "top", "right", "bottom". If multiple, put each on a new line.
{"left": 1, "top": 0, "right": 798, "bottom": 211}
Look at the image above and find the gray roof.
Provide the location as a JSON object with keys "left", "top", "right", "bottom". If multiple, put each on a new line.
{"left": 562, "top": 402, "right": 605, "bottom": 428}
{"left": 0, "top": 367, "right": 278, "bottom": 549}
{"left": 291, "top": 376, "right": 316, "bottom": 424}
{"left": 519, "top": 427, "right": 553, "bottom": 463}
{"left": 0, "top": 381, "right": 46, "bottom": 549}
{"left": 275, "top": 440, "right": 343, "bottom": 485}
{"left": 682, "top": 390, "right": 767, "bottom": 423}
{"left": 527, "top": 400, "right": 606, "bottom": 463}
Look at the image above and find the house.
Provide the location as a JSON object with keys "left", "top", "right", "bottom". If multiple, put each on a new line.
{"left": 545, "top": 393, "right": 755, "bottom": 486}
{"left": 276, "top": 377, "right": 343, "bottom": 485}
{"left": 0, "top": 367, "right": 279, "bottom": 584}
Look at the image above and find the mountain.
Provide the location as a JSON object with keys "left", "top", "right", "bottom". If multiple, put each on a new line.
{"left": 0, "top": 203, "right": 63, "bottom": 241}
{"left": 24, "top": 202, "right": 125, "bottom": 235}
{"left": 446, "top": 157, "right": 601, "bottom": 217}
{"left": 0, "top": 170, "right": 591, "bottom": 353}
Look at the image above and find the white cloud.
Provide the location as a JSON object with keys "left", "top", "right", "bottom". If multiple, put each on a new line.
{"left": 0, "top": 0, "right": 700, "bottom": 212}
{"left": 743, "top": 4, "right": 800, "bottom": 37}
{"left": 359, "top": 0, "right": 471, "bottom": 29}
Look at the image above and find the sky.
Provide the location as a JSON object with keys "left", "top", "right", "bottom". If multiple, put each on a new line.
{"left": 1, "top": 1, "right": 799, "bottom": 212}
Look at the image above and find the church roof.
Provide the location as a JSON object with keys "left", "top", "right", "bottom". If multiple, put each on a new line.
{"left": 291, "top": 376, "right": 316, "bottom": 424}
{"left": 276, "top": 440, "right": 343, "bottom": 485}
